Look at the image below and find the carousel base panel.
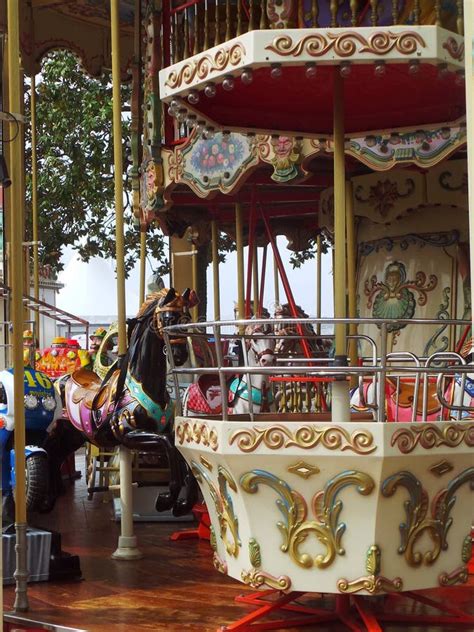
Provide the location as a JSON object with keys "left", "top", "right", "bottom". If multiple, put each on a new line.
{"left": 221, "top": 589, "right": 474, "bottom": 631}
{"left": 112, "top": 486, "right": 194, "bottom": 522}
{"left": 3, "top": 450, "right": 473, "bottom": 631}
{"left": 3, "top": 613, "right": 86, "bottom": 632}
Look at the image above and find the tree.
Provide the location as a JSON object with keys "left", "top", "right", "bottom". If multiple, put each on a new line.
{"left": 24, "top": 50, "right": 168, "bottom": 277}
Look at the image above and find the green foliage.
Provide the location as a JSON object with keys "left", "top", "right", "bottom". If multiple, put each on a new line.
{"left": 289, "top": 232, "right": 330, "bottom": 269}
{"left": 24, "top": 50, "right": 167, "bottom": 276}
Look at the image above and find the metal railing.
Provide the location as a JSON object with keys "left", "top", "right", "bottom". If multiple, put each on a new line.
{"left": 164, "top": 0, "right": 464, "bottom": 66}
{"left": 163, "top": 316, "right": 473, "bottom": 422}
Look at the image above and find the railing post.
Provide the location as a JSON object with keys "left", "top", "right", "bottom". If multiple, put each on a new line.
{"left": 377, "top": 323, "right": 387, "bottom": 423}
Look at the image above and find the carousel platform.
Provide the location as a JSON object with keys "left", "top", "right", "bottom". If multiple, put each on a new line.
{"left": 3, "top": 451, "right": 473, "bottom": 632}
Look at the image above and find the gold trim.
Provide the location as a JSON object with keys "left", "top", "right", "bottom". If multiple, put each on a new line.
{"left": 462, "top": 533, "right": 472, "bottom": 564}
{"left": 337, "top": 575, "right": 403, "bottom": 594}
{"left": 429, "top": 460, "right": 454, "bottom": 477}
{"left": 241, "top": 568, "right": 291, "bottom": 591}
{"left": 391, "top": 423, "right": 474, "bottom": 454}
{"left": 249, "top": 538, "right": 261, "bottom": 568}
{"left": 287, "top": 461, "right": 320, "bottom": 479}
{"left": 439, "top": 566, "right": 468, "bottom": 586}
{"left": 382, "top": 468, "right": 474, "bottom": 567}
{"left": 200, "top": 455, "right": 213, "bottom": 471}
{"left": 230, "top": 425, "right": 376, "bottom": 454}
{"left": 213, "top": 552, "right": 228, "bottom": 574}
{"left": 265, "top": 31, "right": 426, "bottom": 59}
{"left": 192, "top": 461, "right": 241, "bottom": 558}
{"left": 165, "top": 43, "right": 245, "bottom": 89}
{"left": 176, "top": 421, "right": 219, "bottom": 451}
{"left": 241, "top": 469, "right": 374, "bottom": 570}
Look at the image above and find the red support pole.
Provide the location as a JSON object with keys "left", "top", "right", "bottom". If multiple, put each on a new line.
{"left": 260, "top": 207, "right": 313, "bottom": 360}
{"left": 258, "top": 244, "right": 267, "bottom": 317}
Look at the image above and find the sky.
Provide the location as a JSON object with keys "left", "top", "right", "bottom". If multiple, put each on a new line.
{"left": 56, "top": 238, "right": 334, "bottom": 322}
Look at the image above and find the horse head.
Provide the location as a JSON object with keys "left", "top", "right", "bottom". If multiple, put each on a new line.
{"left": 245, "top": 323, "right": 276, "bottom": 367}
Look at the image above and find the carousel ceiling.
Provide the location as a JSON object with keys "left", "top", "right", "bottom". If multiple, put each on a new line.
{"left": 0, "top": 0, "right": 141, "bottom": 78}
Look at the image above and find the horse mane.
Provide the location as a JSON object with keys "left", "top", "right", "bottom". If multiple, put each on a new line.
{"left": 128, "top": 293, "right": 168, "bottom": 406}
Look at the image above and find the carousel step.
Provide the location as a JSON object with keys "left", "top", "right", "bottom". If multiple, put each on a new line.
{"left": 4, "top": 613, "right": 86, "bottom": 631}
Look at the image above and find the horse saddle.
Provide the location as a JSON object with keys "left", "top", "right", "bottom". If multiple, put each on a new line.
{"left": 70, "top": 368, "right": 119, "bottom": 412}
{"left": 387, "top": 377, "right": 440, "bottom": 416}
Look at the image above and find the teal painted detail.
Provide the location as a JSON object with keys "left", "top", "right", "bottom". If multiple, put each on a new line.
{"left": 229, "top": 378, "right": 274, "bottom": 406}
{"left": 125, "top": 372, "right": 173, "bottom": 427}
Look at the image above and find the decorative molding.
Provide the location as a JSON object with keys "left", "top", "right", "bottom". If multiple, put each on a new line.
{"left": 442, "top": 37, "right": 464, "bottom": 61}
{"left": 176, "top": 421, "right": 219, "bottom": 451}
{"left": 429, "top": 460, "right": 454, "bottom": 477}
{"left": 355, "top": 178, "right": 415, "bottom": 217}
{"left": 265, "top": 31, "right": 426, "bottom": 58}
{"left": 241, "top": 567, "right": 291, "bottom": 591}
{"left": 213, "top": 552, "right": 228, "bottom": 574}
{"left": 240, "top": 469, "right": 374, "bottom": 570}
{"left": 200, "top": 455, "right": 213, "bottom": 471}
{"left": 382, "top": 468, "right": 474, "bottom": 567}
{"left": 338, "top": 544, "right": 403, "bottom": 594}
{"left": 287, "top": 461, "right": 320, "bottom": 479}
{"left": 249, "top": 538, "right": 262, "bottom": 568}
{"left": 439, "top": 566, "right": 468, "bottom": 586}
{"left": 390, "top": 423, "right": 474, "bottom": 454}
{"left": 229, "top": 425, "right": 376, "bottom": 454}
{"left": 164, "top": 43, "right": 245, "bottom": 89}
{"left": 359, "top": 231, "right": 460, "bottom": 258}
{"left": 192, "top": 461, "right": 241, "bottom": 558}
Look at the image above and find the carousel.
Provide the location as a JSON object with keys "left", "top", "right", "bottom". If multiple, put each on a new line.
{"left": 0, "top": 1, "right": 472, "bottom": 631}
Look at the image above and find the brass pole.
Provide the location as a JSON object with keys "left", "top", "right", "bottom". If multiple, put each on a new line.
{"left": 465, "top": 0, "right": 473, "bottom": 335}
{"left": 31, "top": 74, "right": 40, "bottom": 345}
{"left": 316, "top": 233, "right": 322, "bottom": 335}
{"left": 211, "top": 219, "right": 221, "bottom": 320}
{"left": 273, "top": 251, "right": 280, "bottom": 306}
{"left": 191, "top": 243, "right": 198, "bottom": 321}
{"left": 346, "top": 181, "right": 358, "bottom": 384}
{"left": 110, "top": 0, "right": 142, "bottom": 561}
{"left": 235, "top": 203, "right": 245, "bottom": 323}
{"left": 252, "top": 241, "right": 259, "bottom": 316}
{"left": 139, "top": 229, "right": 146, "bottom": 306}
{"left": 7, "top": 0, "right": 29, "bottom": 611}
{"left": 332, "top": 70, "right": 350, "bottom": 422}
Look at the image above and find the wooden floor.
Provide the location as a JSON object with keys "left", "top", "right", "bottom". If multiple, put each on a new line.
{"left": 3, "top": 452, "right": 474, "bottom": 632}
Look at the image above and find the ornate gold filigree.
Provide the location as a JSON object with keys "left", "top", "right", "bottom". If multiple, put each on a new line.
{"left": 337, "top": 575, "right": 403, "bottom": 594}
{"left": 265, "top": 31, "right": 425, "bottom": 58}
{"left": 241, "top": 568, "right": 291, "bottom": 591}
{"left": 462, "top": 534, "right": 472, "bottom": 564}
{"left": 338, "top": 544, "right": 403, "bottom": 594}
{"left": 442, "top": 37, "right": 464, "bottom": 61}
{"left": 390, "top": 423, "right": 474, "bottom": 454}
{"left": 210, "top": 525, "right": 217, "bottom": 552}
{"left": 213, "top": 552, "right": 228, "bottom": 574}
{"left": 229, "top": 425, "right": 376, "bottom": 454}
{"left": 382, "top": 468, "right": 474, "bottom": 567}
{"left": 168, "top": 150, "right": 184, "bottom": 182}
{"left": 429, "top": 460, "right": 454, "bottom": 477}
{"left": 249, "top": 538, "right": 261, "bottom": 568}
{"left": 192, "top": 461, "right": 241, "bottom": 557}
{"left": 200, "top": 455, "right": 213, "bottom": 471}
{"left": 240, "top": 469, "right": 374, "bottom": 569}
{"left": 439, "top": 566, "right": 468, "bottom": 586}
{"left": 287, "top": 461, "right": 320, "bottom": 479}
{"left": 165, "top": 43, "right": 245, "bottom": 89}
{"left": 176, "top": 421, "right": 219, "bottom": 451}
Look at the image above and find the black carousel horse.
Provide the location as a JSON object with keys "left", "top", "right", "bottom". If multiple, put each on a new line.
{"left": 43, "top": 288, "right": 198, "bottom": 516}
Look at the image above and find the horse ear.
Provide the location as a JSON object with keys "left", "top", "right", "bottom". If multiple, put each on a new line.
{"left": 182, "top": 288, "right": 199, "bottom": 308}
{"left": 161, "top": 288, "right": 176, "bottom": 305}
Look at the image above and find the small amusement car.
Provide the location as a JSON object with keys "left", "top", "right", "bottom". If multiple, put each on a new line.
{"left": 36, "top": 336, "right": 91, "bottom": 379}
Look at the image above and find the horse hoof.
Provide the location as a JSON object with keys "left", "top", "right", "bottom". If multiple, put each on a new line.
{"left": 155, "top": 492, "right": 174, "bottom": 513}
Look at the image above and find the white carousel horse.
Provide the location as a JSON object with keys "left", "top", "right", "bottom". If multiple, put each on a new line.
{"left": 229, "top": 323, "right": 276, "bottom": 414}
{"left": 183, "top": 323, "right": 276, "bottom": 416}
